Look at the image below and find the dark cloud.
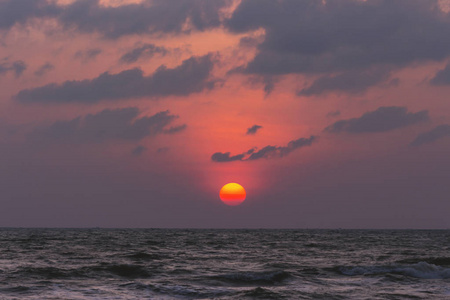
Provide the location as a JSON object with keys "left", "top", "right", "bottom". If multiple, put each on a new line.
{"left": 58, "top": 0, "right": 228, "bottom": 39}
{"left": 16, "top": 54, "right": 215, "bottom": 103}
{"left": 120, "top": 43, "right": 168, "bottom": 64}
{"left": 29, "top": 107, "right": 183, "bottom": 143}
{"left": 0, "top": 0, "right": 59, "bottom": 30}
{"left": 325, "top": 106, "right": 429, "bottom": 134}
{"left": 327, "top": 110, "right": 341, "bottom": 118}
{"left": 430, "top": 63, "right": 450, "bottom": 85}
{"left": 132, "top": 145, "right": 147, "bottom": 156}
{"left": 262, "top": 76, "right": 278, "bottom": 96}
{"left": 0, "top": 60, "right": 26, "bottom": 77}
{"left": 211, "top": 152, "right": 246, "bottom": 162}
{"left": 246, "top": 124, "right": 262, "bottom": 135}
{"left": 227, "top": 0, "right": 450, "bottom": 93}
{"left": 0, "top": 0, "right": 229, "bottom": 38}
{"left": 163, "top": 124, "right": 187, "bottom": 134}
{"left": 410, "top": 124, "right": 450, "bottom": 146}
{"left": 211, "top": 135, "right": 316, "bottom": 162}
{"left": 74, "top": 48, "right": 102, "bottom": 62}
{"left": 157, "top": 147, "right": 169, "bottom": 154}
{"left": 298, "top": 68, "right": 391, "bottom": 96}
{"left": 239, "top": 36, "right": 260, "bottom": 48}
{"left": 34, "top": 62, "right": 54, "bottom": 76}
{"left": 242, "top": 74, "right": 278, "bottom": 96}
{"left": 249, "top": 136, "right": 316, "bottom": 160}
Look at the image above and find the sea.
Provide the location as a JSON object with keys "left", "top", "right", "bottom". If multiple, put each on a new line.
{"left": 1, "top": 229, "right": 450, "bottom": 299}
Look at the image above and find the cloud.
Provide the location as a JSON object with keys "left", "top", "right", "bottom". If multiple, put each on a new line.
{"left": 120, "top": 43, "right": 168, "bottom": 64}
{"left": 430, "top": 63, "right": 450, "bottom": 85}
{"left": 327, "top": 110, "right": 341, "bottom": 118}
{"left": 132, "top": 145, "right": 147, "bottom": 156}
{"left": 0, "top": 60, "right": 26, "bottom": 77}
{"left": 0, "top": 0, "right": 59, "bottom": 30}
{"left": 325, "top": 106, "right": 429, "bottom": 134}
{"left": 241, "top": 74, "right": 279, "bottom": 96}
{"left": 262, "top": 75, "right": 279, "bottom": 96}
{"left": 34, "top": 62, "right": 54, "bottom": 76}
{"left": 249, "top": 136, "right": 316, "bottom": 160}
{"left": 1, "top": 0, "right": 230, "bottom": 38}
{"left": 157, "top": 147, "right": 169, "bottom": 154}
{"left": 211, "top": 152, "right": 246, "bottom": 162}
{"left": 16, "top": 54, "right": 215, "bottom": 103}
{"left": 163, "top": 124, "right": 187, "bottom": 134}
{"left": 246, "top": 124, "right": 262, "bottom": 135}
{"left": 410, "top": 124, "right": 450, "bottom": 146}
{"left": 239, "top": 36, "right": 261, "bottom": 48}
{"left": 74, "top": 48, "right": 102, "bottom": 62}
{"left": 211, "top": 135, "right": 316, "bottom": 162}
{"left": 58, "top": 0, "right": 229, "bottom": 39}
{"left": 226, "top": 0, "right": 450, "bottom": 93}
{"left": 298, "top": 68, "right": 391, "bottom": 96}
{"left": 29, "top": 107, "right": 185, "bottom": 143}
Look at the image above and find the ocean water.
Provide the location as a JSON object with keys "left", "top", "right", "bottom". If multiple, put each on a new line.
{"left": 1, "top": 229, "right": 450, "bottom": 299}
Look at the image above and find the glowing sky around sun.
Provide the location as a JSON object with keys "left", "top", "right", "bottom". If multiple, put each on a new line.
{"left": 1, "top": 0, "right": 450, "bottom": 228}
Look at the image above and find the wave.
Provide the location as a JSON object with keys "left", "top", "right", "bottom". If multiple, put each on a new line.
{"left": 124, "top": 251, "right": 163, "bottom": 261}
{"left": 14, "top": 266, "right": 85, "bottom": 279}
{"left": 14, "top": 263, "right": 153, "bottom": 279}
{"left": 240, "top": 287, "right": 282, "bottom": 299}
{"left": 87, "top": 263, "right": 152, "bottom": 278}
{"left": 338, "top": 262, "right": 450, "bottom": 279}
{"left": 1, "top": 286, "right": 31, "bottom": 293}
{"left": 211, "top": 270, "right": 291, "bottom": 285}
{"left": 126, "top": 282, "right": 233, "bottom": 299}
{"left": 397, "top": 257, "right": 450, "bottom": 266}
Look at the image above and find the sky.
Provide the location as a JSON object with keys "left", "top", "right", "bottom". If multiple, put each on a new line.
{"left": 1, "top": 0, "right": 450, "bottom": 228}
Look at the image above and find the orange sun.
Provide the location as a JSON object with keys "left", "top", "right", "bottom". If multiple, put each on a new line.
{"left": 219, "top": 183, "right": 246, "bottom": 206}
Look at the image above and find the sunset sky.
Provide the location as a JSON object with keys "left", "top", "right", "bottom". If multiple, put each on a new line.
{"left": 2, "top": 0, "right": 450, "bottom": 228}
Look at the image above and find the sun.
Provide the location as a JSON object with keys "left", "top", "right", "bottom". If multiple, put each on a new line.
{"left": 219, "top": 183, "right": 246, "bottom": 206}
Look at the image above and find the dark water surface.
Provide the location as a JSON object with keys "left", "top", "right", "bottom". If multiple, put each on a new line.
{"left": 1, "top": 229, "right": 450, "bottom": 299}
